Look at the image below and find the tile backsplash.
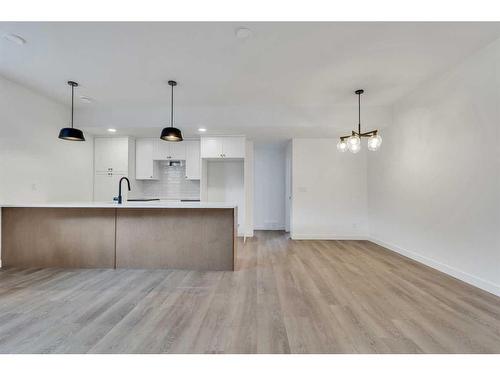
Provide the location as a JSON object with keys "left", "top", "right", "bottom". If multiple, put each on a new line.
{"left": 140, "top": 161, "right": 200, "bottom": 200}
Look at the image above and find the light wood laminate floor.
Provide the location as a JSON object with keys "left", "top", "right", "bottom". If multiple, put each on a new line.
{"left": 0, "top": 231, "right": 499, "bottom": 353}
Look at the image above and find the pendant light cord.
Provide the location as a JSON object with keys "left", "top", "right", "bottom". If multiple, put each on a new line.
{"left": 170, "top": 83, "right": 174, "bottom": 128}
{"left": 71, "top": 84, "right": 74, "bottom": 129}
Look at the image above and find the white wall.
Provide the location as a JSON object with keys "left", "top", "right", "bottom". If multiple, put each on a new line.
{"left": 0, "top": 76, "right": 94, "bottom": 203}
{"left": 368, "top": 39, "right": 500, "bottom": 296}
{"left": 291, "top": 138, "right": 368, "bottom": 239}
{"left": 253, "top": 142, "right": 286, "bottom": 230}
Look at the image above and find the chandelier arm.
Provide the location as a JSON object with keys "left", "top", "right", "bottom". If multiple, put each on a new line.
{"left": 359, "top": 130, "right": 378, "bottom": 137}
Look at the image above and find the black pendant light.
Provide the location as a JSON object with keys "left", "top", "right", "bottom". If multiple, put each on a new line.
{"left": 160, "top": 80, "right": 183, "bottom": 142}
{"left": 58, "top": 81, "right": 85, "bottom": 141}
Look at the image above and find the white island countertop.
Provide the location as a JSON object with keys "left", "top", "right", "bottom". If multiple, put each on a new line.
{"left": 0, "top": 201, "right": 237, "bottom": 209}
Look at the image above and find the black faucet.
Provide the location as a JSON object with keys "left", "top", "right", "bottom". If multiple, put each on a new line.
{"left": 117, "top": 177, "right": 131, "bottom": 204}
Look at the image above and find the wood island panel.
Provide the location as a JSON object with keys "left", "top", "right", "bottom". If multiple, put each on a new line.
{"left": 1, "top": 207, "right": 115, "bottom": 268}
{"left": 115, "top": 208, "right": 236, "bottom": 271}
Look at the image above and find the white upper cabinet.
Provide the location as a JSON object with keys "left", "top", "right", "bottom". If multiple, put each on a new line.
{"left": 185, "top": 141, "right": 201, "bottom": 180}
{"left": 153, "top": 139, "right": 186, "bottom": 160}
{"left": 136, "top": 138, "right": 158, "bottom": 180}
{"left": 200, "top": 137, "right": 222, "bottom": 158}
{"left": 169, "top": 142, "right": 186, "bottom": 160}
{"left": 200, "top": 136, "right": 246, "bottom": 159}
{"left": 153, "top": 138, "right": 167, "bottom": 160}
{"left": 222, "top": 137, "right": 246, "bottom": 158}
{"left": 94, "top": 137, "right": 129, "bottom": 174}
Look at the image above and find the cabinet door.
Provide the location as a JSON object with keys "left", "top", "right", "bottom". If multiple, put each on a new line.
{"left": 185, "top": 141, "right": 201, "bottom": 180}
{"left": 136, "top": 138, "right": 158, "bottom": 180}
{"left": 169, "top": 142, "right": 186, "bottom": 160}
{"left": 94, "top": 138, "right": 115, "bottom": 172}
{"left": 94, "top": 173, "right": 124, "bottom": 202}
{"left": 111, "top": 138, "right": 129, "bottom": 173}
{"left": 222, "top": 137, "right": 246, "bottom": 158}
{"left": 94, "top": 138, "right": 129, "bottom": 173}
{"left": 153, "top": 138, "right": 170, "bottom": 160}
{"left": 200, "top": 137, "right": 223, "bottom": 158}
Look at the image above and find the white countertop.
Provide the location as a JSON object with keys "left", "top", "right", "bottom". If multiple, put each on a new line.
{"left": 0, "top": 201, "right": 237, "bottom": 209}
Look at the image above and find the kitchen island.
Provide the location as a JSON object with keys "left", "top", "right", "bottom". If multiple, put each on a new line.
{"left": 0, "top": 202, "right": 237, "bottom": 271}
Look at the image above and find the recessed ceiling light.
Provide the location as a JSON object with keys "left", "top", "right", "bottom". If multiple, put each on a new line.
{"left": 3, "top": 33, "right": 27, "bottom": 45}
{"left": 198, "top": 128, "right": 207, "bottom": 132}
{"left": 107, "top": 128, "right": 117, "bottom": 133}
{"left": 235, "top": 27, "right": 252, "bottom": 39}
{"left": 80, "top": 96, "right": 92, "bottom": 103}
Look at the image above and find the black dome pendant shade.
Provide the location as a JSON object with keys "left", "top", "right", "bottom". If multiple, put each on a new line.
{"left": 160, "top": 80, "right": 183, "bottom": 142}
{"left": 58, "top": 127, "right": 85, "bottom": 141}
{"left": 160, "top": 126, "right": 183, "bottom": 142}
{"left": 59, "top": 81, "right": 85, "bottom": 141}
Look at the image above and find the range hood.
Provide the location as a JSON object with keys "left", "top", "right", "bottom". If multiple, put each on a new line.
{"left": 164, "top": 160, "right": 184, "bottom": 167}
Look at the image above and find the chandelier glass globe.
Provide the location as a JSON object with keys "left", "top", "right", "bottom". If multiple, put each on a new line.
{"left": 337, "top": 140, "right": 348, "bottom": 152}
{"left": 349, "top": 142, "right": 361, "bottom": 154}
{"left": 367, "top": 134, "right": 382, "bottom": 151}
{"left": 347, "top": 135, "right": 360, "bottom": 150}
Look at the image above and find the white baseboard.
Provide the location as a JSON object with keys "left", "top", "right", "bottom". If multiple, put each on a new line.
{"left": 369, "top": 236, "right": 500, "bottom": 297}
{"left": 291, "top": 233, "right": 368, "bottom": 240}
{"left": 254, "top": 226, "right": 285, "bottom": 231}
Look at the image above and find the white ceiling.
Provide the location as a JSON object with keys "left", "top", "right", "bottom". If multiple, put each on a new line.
{"left": 2, "top": 22, "right": 500, "bottom": 140}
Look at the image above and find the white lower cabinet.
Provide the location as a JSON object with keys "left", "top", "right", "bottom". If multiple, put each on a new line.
{"left": 94, "top": 173, "right": 126, "bottom": 202}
